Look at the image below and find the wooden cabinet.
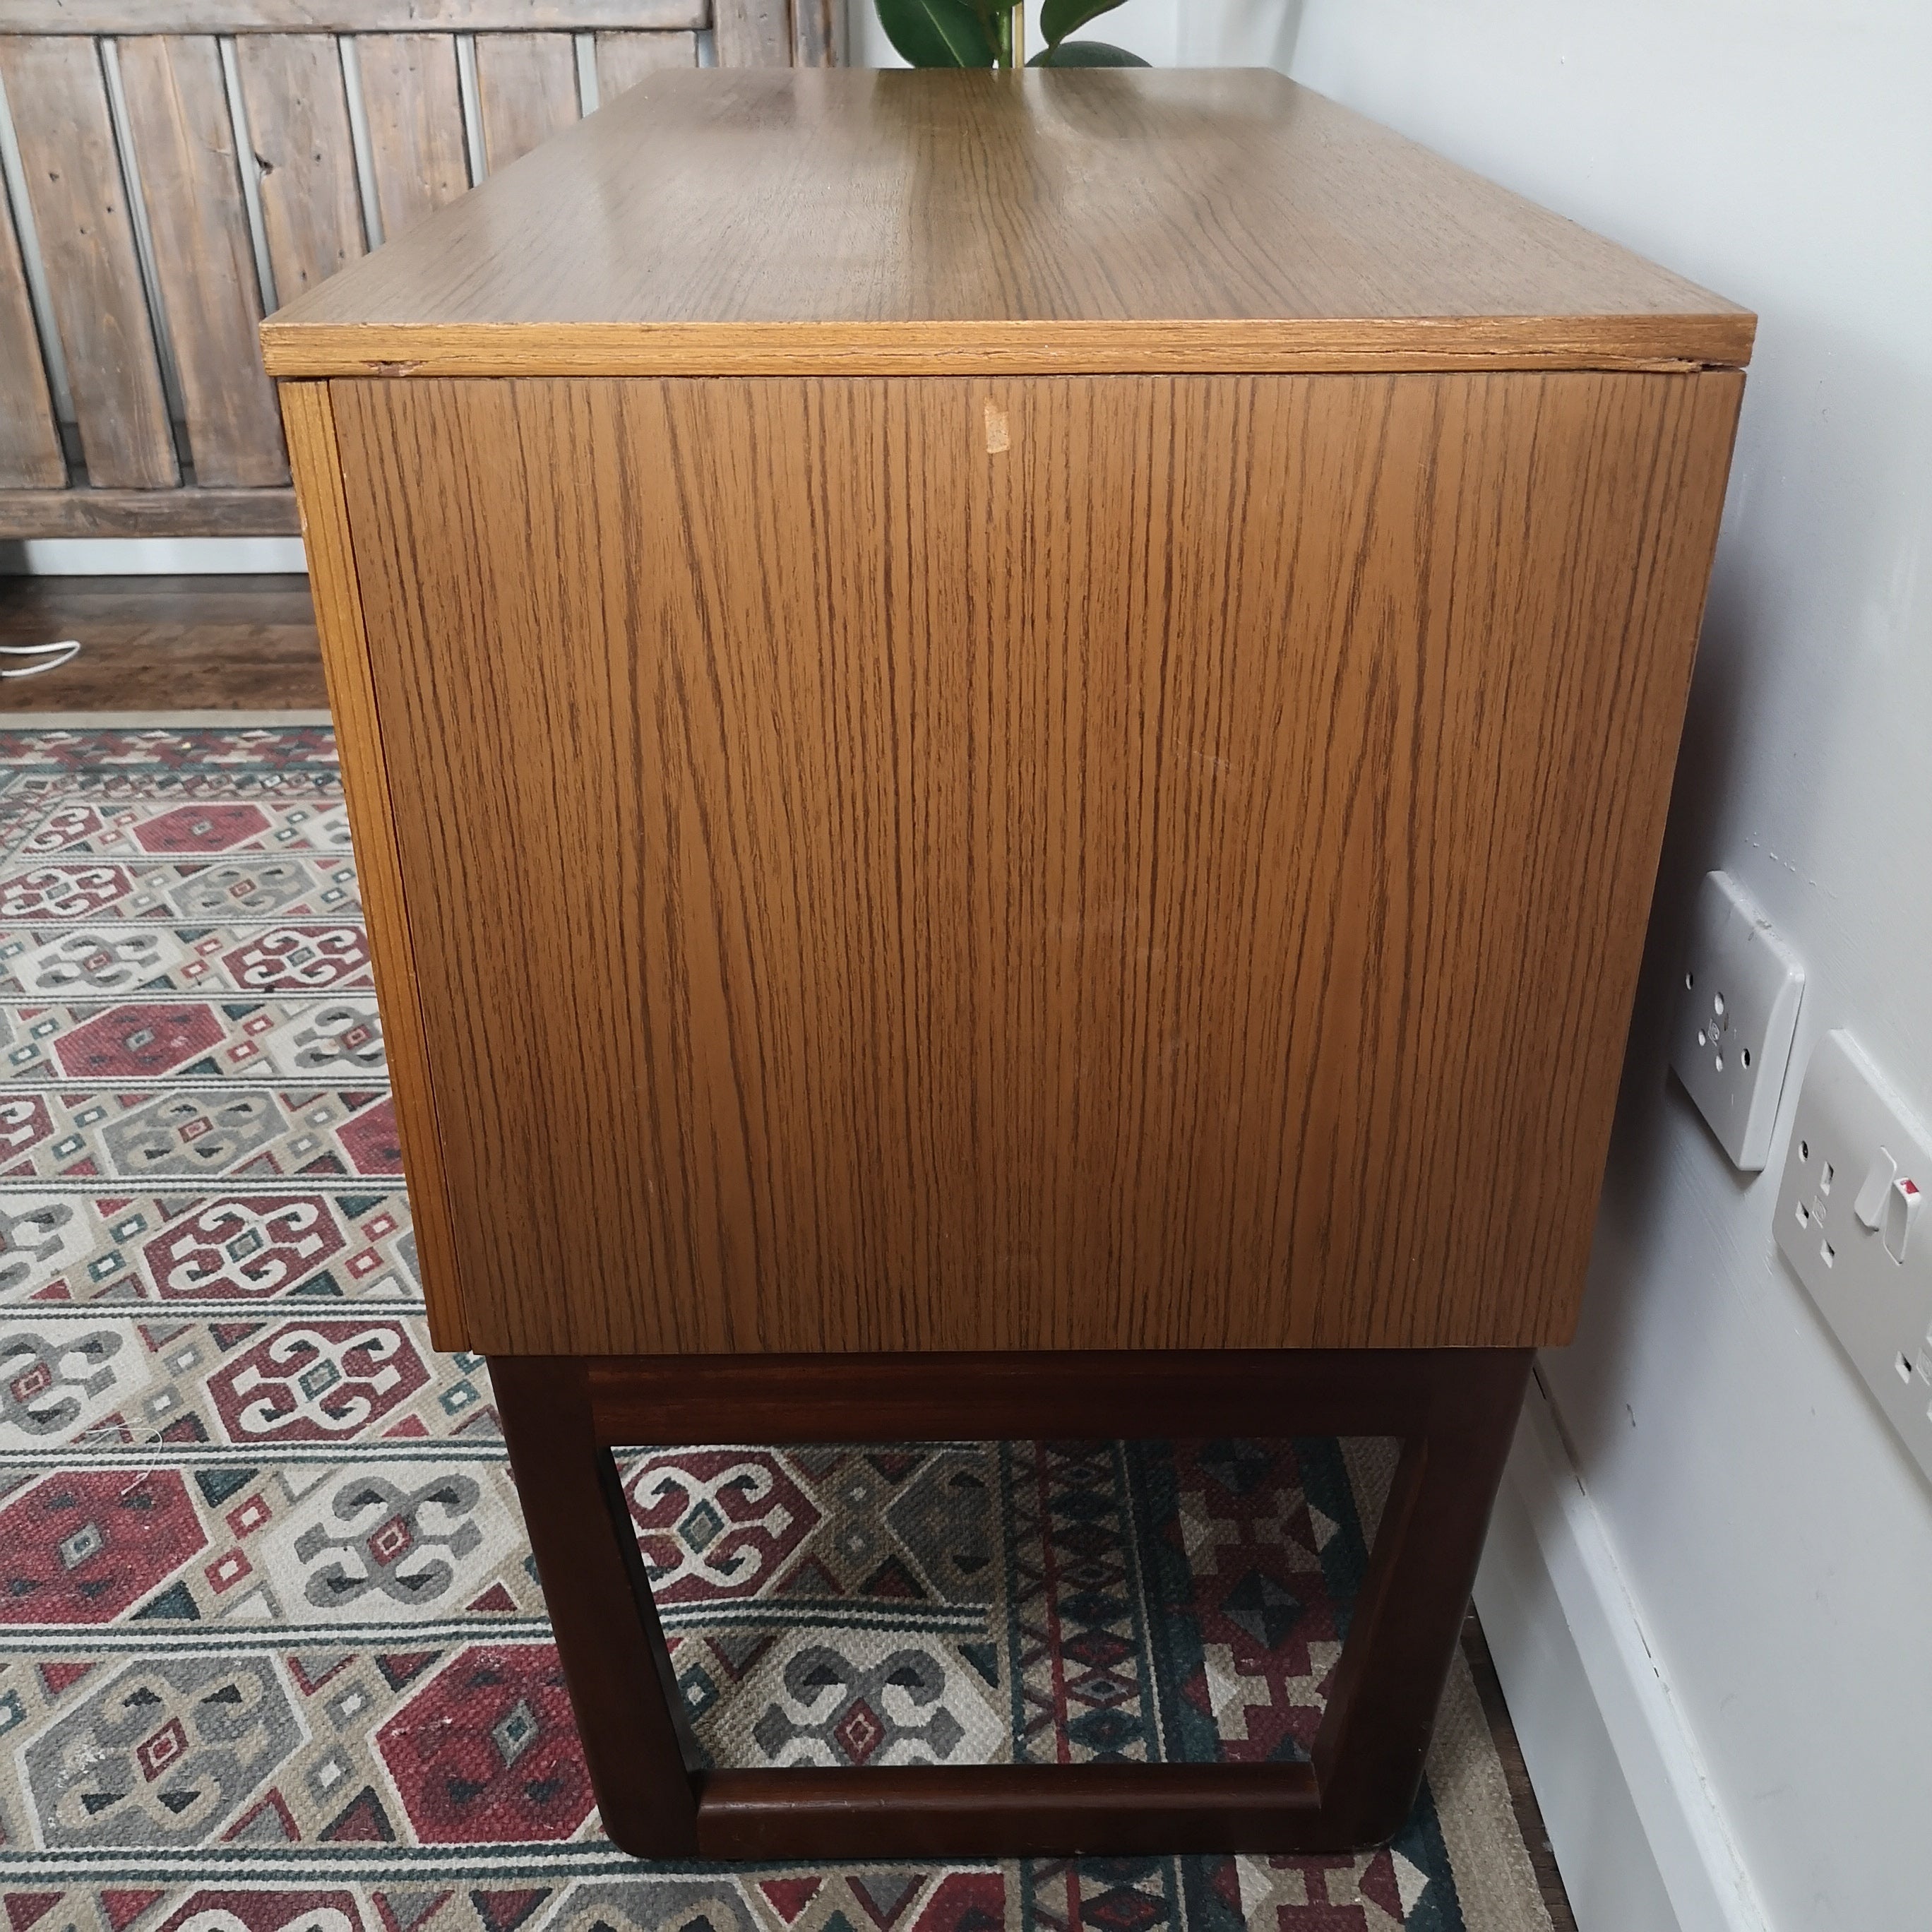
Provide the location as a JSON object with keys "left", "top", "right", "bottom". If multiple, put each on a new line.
{"left": 267, "top": 66, "right": 1750, "bottom": 1859}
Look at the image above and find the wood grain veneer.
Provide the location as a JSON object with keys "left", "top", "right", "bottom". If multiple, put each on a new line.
{"left": 333, "top": 366, "right": 1742, "bottom": 1359}
{"left": 262, "top": 70, "right": 1753, "bottom": 381}
{"left": 280, "top": 381, "right": 470, "bottom": 1349}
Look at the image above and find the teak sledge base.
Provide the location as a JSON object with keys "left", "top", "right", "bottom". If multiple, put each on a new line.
{"left": 491, "top": 1347, "right": 1533, "bottom": 1859}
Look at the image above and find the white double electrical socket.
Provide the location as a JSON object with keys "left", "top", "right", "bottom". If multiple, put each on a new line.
{"left": 1670, "top": 871, "right": 1805, "bottom": 1170}
{"left": 1774, "top": 1030, "right": 1932, "bottom": 1487}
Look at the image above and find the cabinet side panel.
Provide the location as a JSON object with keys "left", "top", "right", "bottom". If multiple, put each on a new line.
{"left": 333, "top": 371, "right": 1740, "bottom": 1355}
{"left": 281, "top": 381, "right": 470, "bottom": 1350}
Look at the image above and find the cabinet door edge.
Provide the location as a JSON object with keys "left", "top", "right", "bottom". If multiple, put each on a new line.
{"left": 280, "top": 378, "right": 472, "bottom": 1352}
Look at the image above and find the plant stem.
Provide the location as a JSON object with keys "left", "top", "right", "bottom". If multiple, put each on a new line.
{"left": 995, "top": 10, "right": 1015, "bottom": 67}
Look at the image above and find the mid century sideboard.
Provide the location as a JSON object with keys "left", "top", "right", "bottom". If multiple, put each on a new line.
{"left": 263, "top": 67, "right": 1752, "bottom": 1860}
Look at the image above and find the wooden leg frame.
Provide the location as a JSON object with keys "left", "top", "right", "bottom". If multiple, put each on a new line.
{"left": 491, "top": 1348, "right": 1532, "bottom": 1861}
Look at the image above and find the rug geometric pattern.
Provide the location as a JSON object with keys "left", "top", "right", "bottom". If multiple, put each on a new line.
{"left": 0, "top": 726, "right": 1551, "bottom": 1932}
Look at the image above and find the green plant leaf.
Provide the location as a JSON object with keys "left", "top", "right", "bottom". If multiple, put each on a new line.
{"left": 874, "top": 0, "right": 997, "bottom": 66}
{"left": 1039, "top": 0, "right": 1131, "bottom": 47}
{"left": 1030, "top": 37, "right": 1151, "bottom": 65}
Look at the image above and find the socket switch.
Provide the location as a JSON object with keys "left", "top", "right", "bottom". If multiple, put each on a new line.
{"left": 1671, "top": 871, "right": 1805, "bottom": 1170}
{"left": 1774, "top": 1030, "right": 1932, "bottom": 1487}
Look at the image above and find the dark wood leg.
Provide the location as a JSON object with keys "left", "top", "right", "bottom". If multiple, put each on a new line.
{"left": 493, "top": 1354, "right": 700, "bottom": 1857}
{"left": 489, "top": 1347, "right": 1531, "bottom": 1859}
{"left": 1311, "top": 1349, "right": 1533, "bottom": 1844}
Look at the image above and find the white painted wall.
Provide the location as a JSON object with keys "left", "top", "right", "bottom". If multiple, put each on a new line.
{"left": 846, "top": 5, "right": 1932, "bottom": 1924}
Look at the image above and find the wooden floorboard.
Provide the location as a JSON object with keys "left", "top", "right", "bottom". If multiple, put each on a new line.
{"left": 0, "top": 572, "right": 327, "bottom": 712}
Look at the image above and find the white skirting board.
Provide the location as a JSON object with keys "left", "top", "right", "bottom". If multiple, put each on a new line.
{"left": 1473, "top": 1368, "right": 1768, "bottom": 1932}
{"left": 1, "top": 537, "right": 309, "bottom": 575}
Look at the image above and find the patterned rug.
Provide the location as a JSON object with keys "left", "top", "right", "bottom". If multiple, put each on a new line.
{"left": 0, "top": 724, "right": 1551, "bottom": 1932}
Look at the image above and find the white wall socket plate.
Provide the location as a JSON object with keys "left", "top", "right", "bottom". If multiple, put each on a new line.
{"left": 1774, "top": 1030, "right": 1932, "bottom": 1487}
{"left": 1670, "top": 870, "right": 1805, "bottom": 1170}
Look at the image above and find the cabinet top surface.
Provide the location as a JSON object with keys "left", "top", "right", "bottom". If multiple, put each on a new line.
{"left": 262, "top": 67, "right": 1752, "bottom": 380}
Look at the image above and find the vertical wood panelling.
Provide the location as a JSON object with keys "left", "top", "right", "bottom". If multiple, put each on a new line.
{"left": 0, "top": 187, "right": 65, "bottom": 489}
{"left": 236, "top": 33, "right": 366, "bottom": 303}
{"left": 594, "top": 30, "right": 698, "bottom": 102}
{"left": 117, "top": 35, "right": 287, "bottom": 487}
{"left": 0, "top": 9, "right": 823, "bottom": 535}
{"left": 331, "top": 366, "right": 1743, "bottom": 1359}
{"left": 792, "top": 0, "right": 841, "bottom": 67}
{"left": 0, "top": 35, "right": 177, "bottom": 488}
{"left": 356, "top": 33, "right": 470, "bottom": 242}
{"left": 0, "top": 6, "right": 717, "bottom": 25}
{"left": 713, "top": 0, "right": 792, "bottom": 67}
{"left": 474, "top": 32, "right": 579, "bottom": 173}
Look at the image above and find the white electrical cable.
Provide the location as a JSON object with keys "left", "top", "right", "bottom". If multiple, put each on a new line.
{"left": 0, "top": 640, "right": 81, "bottom": 679}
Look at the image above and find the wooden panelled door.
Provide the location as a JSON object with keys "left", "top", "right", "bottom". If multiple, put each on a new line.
{"left": 330, "top": 366, "right": 1742, "bottom": 1360}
